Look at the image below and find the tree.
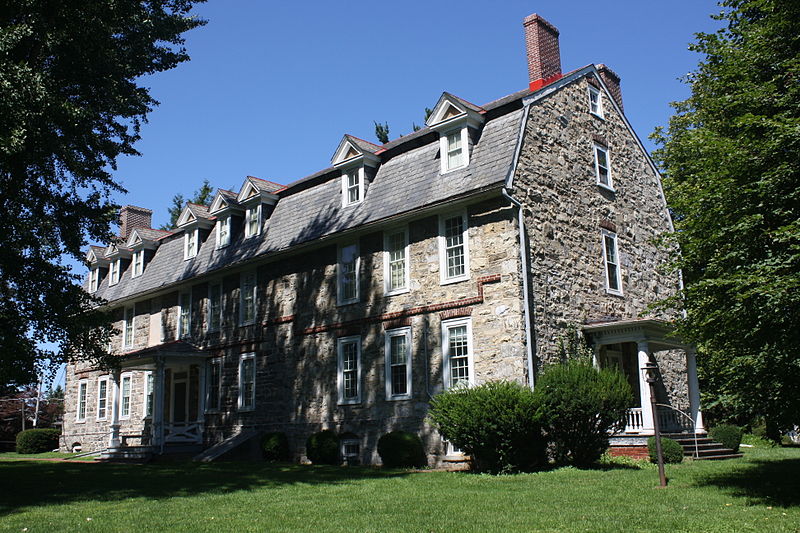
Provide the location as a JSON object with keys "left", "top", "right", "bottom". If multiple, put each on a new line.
{"left": 160, "top": 179, "right": 214, "bottom": 230}
{"left": 652, "top": 0, "right": 800, "bottom": 441}
{"left": 0, "top": 1, "right": 206, "bottom": 388}
{"left": 374, "top": 120, "right": 390, "bottom": 144}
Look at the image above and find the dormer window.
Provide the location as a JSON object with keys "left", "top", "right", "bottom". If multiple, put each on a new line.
{"left": 132, "top": 250, "right": 144, "bottom": 277}
{"left": 216, "top": 216, "right": 231, "bottom": 248}
{"left": 426, "top": 93, "right": 485, "bottom": 175}
{"left": 445, "top": 130, "right": 465, "bottom": 171}
{"left": 184, "top": 228, "right": 199, "bottom": 260}
{"left": 342, "top": 167, "right": 363, "bottom": 207}
{"left": 245, "top": 204, "right": 261, "bottom": 238}
{"left": 588, "top": 85, "right": 603, "bottom": 118}
{"left": 89, "top": 268, "right": 100, "bottom": 292}
{"left": 331, "top": 135, "right": 380, "bottom": 207}
{"left": 109, "top": 259, "right": 121, "bottom": 286}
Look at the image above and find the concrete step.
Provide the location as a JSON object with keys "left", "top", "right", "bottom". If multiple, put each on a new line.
{"left": 663, "top": 433, "right": 741, "bottom": 460}
{"left": 100, "top": 445, "right": 154, "bottom": 463}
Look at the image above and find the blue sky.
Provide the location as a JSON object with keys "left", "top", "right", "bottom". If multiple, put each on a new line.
{"left": 112, "top": 0, "right": 723, "bottom": 230}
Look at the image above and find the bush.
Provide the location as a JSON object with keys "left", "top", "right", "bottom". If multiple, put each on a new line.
{"left": 428, "top": 381, "right": 546, "bottom": 474}
{"left": 377, "top": 431, "right": 426, "bottom": 468}
{"left": 306, "top": 430, "right": 339, "bottom": 465}
{"left": 16, "top": 429, "right": 61, "bottom": 454}
{"left": 533, "top": 361, "right": 633, "bottom": 467}
{"left": 261, "top": 432, "right": 290, "bottom": 462}
{"left": 647, "top": 436, "right": 684, "bottom": 464}
{"left": 709, "top": 424, "right": 743, "bottom": 452}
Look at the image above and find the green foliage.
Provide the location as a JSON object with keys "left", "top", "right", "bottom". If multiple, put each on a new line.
{"left": 647, "top": 437, "right": 684, "bottom": 464}
{"left": 161, "top": 179, "right": 214, "bottom": 230}
{"left": 534, "top": 362, "right": 633, "bottom": 467}
{"left": 555, "top": 324, "right": 594, "bottom": 364}
{"left": 374, "top": 121, "right": 390, "bottom": 144}
{"left": 261, "top": 432, "right": 290, "bottom": 462}
{"left": 428, "top": 381, "right": 546, "bottom": 474}
{"left": 377, "top": 431, "right": 426, "bottom": 469}
{"left": 0, "top": 1, "right": 205, "bottom": 386}
{"left": 305, "top": 430, "right": 339, "bottom": 465}
{"left": 16, "top": 429, "right": 60, "bottom": 454}
{"left": 651, "top": 0, "right": 800, "bottom": 441}
{"left": 709, "top": 424, "right": 743, "bottom": 453}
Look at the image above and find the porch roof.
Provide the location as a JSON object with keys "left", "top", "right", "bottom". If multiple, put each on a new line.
{"left": 119, "top": 340, "right": 208, "bottom": 370}
{"left": 582, "top": 318, "right": 691, "bottom": 352}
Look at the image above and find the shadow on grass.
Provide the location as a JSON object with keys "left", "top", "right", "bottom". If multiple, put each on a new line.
{"left": 0, "top": 461, "right": 409, "bottom": 516}
{"left": 693, "top": 457, "right": 800, "bottom": 508}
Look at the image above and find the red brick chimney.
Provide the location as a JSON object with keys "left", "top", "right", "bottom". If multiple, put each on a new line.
{"left": 597, "top": 64, "right": 623, "bottom": 113}
{"left": 523, "top": 14, "right": 562, "bottom": 91}
{"left": 118, "top": 205, "right": 153, "bottom": 240}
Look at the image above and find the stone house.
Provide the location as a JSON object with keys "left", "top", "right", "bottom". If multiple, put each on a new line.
{"left": 62, "top": 13, "right": 704, "bottom": 463}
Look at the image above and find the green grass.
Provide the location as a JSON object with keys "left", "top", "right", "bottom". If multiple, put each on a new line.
{"left": 1, "top": 447, "right": 798, "bottom": 532}
{"left": 0, "top": 451, "right": 97, "bottom": 461}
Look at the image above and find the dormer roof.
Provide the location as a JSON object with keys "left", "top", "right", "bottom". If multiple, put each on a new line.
{"left": 104, "top": 242, "right": 132, "bottom": 260}
{"left": 126, "top": 227, "right": 172, "bottom": 250}
{"left": 86, "top": 245, "right": 111, "bottom": 266}
{"left": 426, "top": 92, "right": 486, "bottom": 131}
{"left": 331, "top": 135, "right": 381, "bottom": 168}
{"left": 176, "top": 203, "right": 214, "bottom": 230}
{"left": 209, "top": 189, "right": 243, "bottom": 215}
{"left": 237, "top": 176, "right": 281, "bottom": 204}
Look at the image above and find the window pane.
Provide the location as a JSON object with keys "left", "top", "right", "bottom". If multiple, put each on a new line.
{"left": 342, "top": 342, "right": 358, "bottom": 399}
{"left": 347, "top": 170, "right": 360, "bottom": 204}
{"left": 208, "top": 362, "right": 220, "bottom": 410}
{"left": 78, "top": 383, "right": 87, "bottom": 419}
{"left": 340, "top": 244, "right": 358, "bottom": 301}
{"left": 387, "top": 231, "right": 406, "bottom": 291}
{"left": 209, "top": 285, "right": 221, "bottom": 331}
{"left": 121, "top": 377, "right": 131, "bottom": 417}
{"left": 145, "top": 374, "right": 154, "bottom": 417}
{"left": 444, "top": 216, "right": 465, "bottom": 278}
{"left": 180, "top": 294, "right": 191, "bottom": 336}
{"left": 447, "top": 131, "right": 463, "bottom": 169}
{"left": 98, "top": 381, "right": 107, "bottom": 418}
{"left": 390, "top": 334, "right": 408, "bottom": 396}
{"left": 448, "top": 325, "right": 470, "bottom": 387}
{"left": 242, "top": 358, "right": 255, "bottom": 408}
{"left": 241, "top": 274, "right": 256, "bottom": 324}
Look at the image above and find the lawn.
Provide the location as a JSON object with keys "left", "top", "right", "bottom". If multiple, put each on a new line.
{"left": 0, "top": 446, "right": 798, "bottom": 532}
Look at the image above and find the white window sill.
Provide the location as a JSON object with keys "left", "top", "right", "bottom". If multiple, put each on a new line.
{"left": 336, "top": 299, "right": 359, "bottom": 307}
{"left": 338, "top": 399, "right": 361, "bottom": 406}
{"left": 96, "top": 417, "right": 107, "bottom": 422}
{"left": 440, "top": 164, "right": 468, "bottom": 176}
{"left": 386, "top": 395, "right": 412, "bottom": 402}
{"left": 342, "top": 200, "right": 364, "bottom": 208}
{"left": 597, "top": 182, "right": 616, "bottom": 194}
{"left": 440, "top": 275, "right": 469, "bottom": 286}
{"left": 605, "top": 288, "right": 624, "bottom": 297}
{"left": 384, "top": 287, "right": 410, "bottom": 297}
{"left": 75, "top": 419, "right": 86, "bottom": 424}
{"left": 590, "top": 112, "right": 605, "bottom": 120}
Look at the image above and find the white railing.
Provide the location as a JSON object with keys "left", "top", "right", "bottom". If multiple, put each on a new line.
{"left": 625, "top": 408, "right": 644, "bottom": 432}
{"left": 164, "top": 422, "right": 204, "bottom": 444}
{"left": 622, "top": 406, "right": 695, "bottom": 434}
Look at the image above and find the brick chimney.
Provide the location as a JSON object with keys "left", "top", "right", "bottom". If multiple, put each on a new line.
{"left": 597, "top": 64, "right": 623, "bottom": 113}
{"left": 118, "top": 205, "right": 153, "bottom": 240}
{"left": 523, "top": 14, "right": 562, "bottom": 91}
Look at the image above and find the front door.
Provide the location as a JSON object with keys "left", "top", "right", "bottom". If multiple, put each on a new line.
{"left": 171, "top": 370, "right": 188, "bottom": 423}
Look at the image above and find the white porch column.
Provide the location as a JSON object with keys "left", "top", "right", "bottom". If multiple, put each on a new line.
{"left": 637, "top": 341, "right": 655, "bottom": 434}
{"left": 108, "top": 370, "right": 121, "bottom": 448}
{"left": 686, "top": 348, "right": 705, "bottom": 433}
{"left": 198, "top": 361, "right": 207, "bottom": 420}
{"left": 153, "top": 357, "right": 166, "bottom": 452}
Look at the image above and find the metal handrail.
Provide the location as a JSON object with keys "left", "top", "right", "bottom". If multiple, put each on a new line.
{"left": 655, "top": 403, "right": 699, "bottom": 458}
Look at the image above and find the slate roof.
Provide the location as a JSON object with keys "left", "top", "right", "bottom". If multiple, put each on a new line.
{"left": 185, "top": 203, "right": 212, "bottom": 221}
{"left": 345, "top": 135, "right": 381, "bottom": 154}
{"left": 133, "top": 228, "right": 172, "bottom": 242}
{"left": 91, "top": 89, "right": 530, "bottom": 304}
{"left": 248, "top": 176, "right": 284, "bottom": 194}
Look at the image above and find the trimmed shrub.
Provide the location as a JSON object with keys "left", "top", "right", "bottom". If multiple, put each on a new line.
{"left": 709, "top": 424, "right": 743, "bottom": 452}
{"left": 647, "top": 436, "right": 684, "bottom": 464}
{"left": 16, "top": 429, "right": 61, "bottom": 454}
{"left": 533, "top": 361, "right": 633, "bottom": 467}
{"left": 377, "top": 431, "right": 426, "bottom": 468}
{"left": 428, "top": 381, "right": 547, "bottom": 474}
{"left": 306, "top": 430, "right": 339, "bottom": 465}
{"left": 261, "top": 432, "right": 290, "bottom": 462}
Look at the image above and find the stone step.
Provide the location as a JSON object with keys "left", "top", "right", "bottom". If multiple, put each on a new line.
{"left": 662, "top": 433, "right": 741, "bottom": 461}
{"left": 100, "top": 445, "right": 154, "bottom": 463}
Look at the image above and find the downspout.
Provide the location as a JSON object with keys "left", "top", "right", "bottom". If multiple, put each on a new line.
{"left": 501, "top": 188, "right": 535, "bottom": 389}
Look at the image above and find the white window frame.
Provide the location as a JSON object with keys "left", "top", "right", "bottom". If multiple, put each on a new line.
{"left": 120, "top": 373, "right": 132, "bottom": 419}
{"left": 216, "top": 216, "right": 231, "bottom": 249}
{"left": 341, "top": 438, "right": 361, "bottom": 465}
{"left": 337, "top": 336, "right": 362, "bottom": 405}
{"left": 184, "top": 228, "right": 199, "bottom": 260}
{"left": 384, "top": 227, "right": 410, "bottom": 295}
{"left": 96, "top": 376, "right": 109, "bottom": 421}
{"left": 588, "top": 85, "right": 604, "bottom": 118}
{"left": 207, "top": 283, "right": 223, "bottom": 333}
{"left": 602, "top": 230, "right": 623, "bottom": 296}
{"left": 341, "top": 166, "right": 364, "bottom": 207}
{"left": 76, "top": 379, "right": 88, "bottom": 422}
{"left": 178, "top": 292, "right": 191, "bottom": 338}
{"left": 109, "top": 259, "right": 120, "bottom": 286}
{"left": 337, "top": 242, "right": 360, "bottom": 305}
{"left": 239, "top": 271, "right": 257, "bottom": 325}
{"left": 143, "top": 372, "right": 154, "bottom": 419}
{"left": 244, "top": 204, "right": 262, "bottom": 238}
{"left": 238, "top": 352, "right": 256, "bottom": 411}
{"left": 442, "top": 317, "right": 475, "bottom": 389}
{"left": 438, "top": 211, "right": 470, "bottom": 284}
{"left": 206, "top": 357, "right": 222, "bottom": 413}
{"left": 385, "top": 327, "right": 412, "bottom": 401}
{"left": 594, "top": 143, "right": 613, "bottom": 191}
{"left": 123, "top": 306, "right": 134, "bottom": 349}
{"left": 131, "top": 250, "right": 144, "bottom": 277}
{"left": 89, "top": 268, "right": 100, "bottom": 292}
{"left": 440, "top": 126, "right": 469, "bottom": 173}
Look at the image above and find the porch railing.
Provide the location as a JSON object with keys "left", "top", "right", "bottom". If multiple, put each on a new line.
{"left": 622, "top": 407, "right": 694, "bottom": 434}
{"left": 164, "top": 422, "right": 204, "bottom": 444}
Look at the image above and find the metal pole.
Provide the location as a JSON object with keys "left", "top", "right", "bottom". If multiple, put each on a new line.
{"left": 33, "top": 376, "right": 43, "bottom": 428}
{"left": 645, "top": 363, "right": 667, "bottom": 487}
{"left": 20, "top": 399, "right": 25, "bottom": 432}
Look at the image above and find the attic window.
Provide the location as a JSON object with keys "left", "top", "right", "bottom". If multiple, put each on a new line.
{"left": 245, "top": 204, "right": 261, "bottom": 238}
{"left": 109, "top": 259, "right": 121, "bottom": 286}
{"left": 216, "top": 216, "right": 230, "bottom": 248}
{"left": 132, "top": 250, "right": 144, "bottom": 277}
{"left": 594, "top": 143, "right": 613, "bottom": 190}
{"left": 89, "top": 268, "right": 100, "bottom": 292}
{"left": 446, "top": 130, "right": 465, "bottom": 171}
{"left": 588, "top": 86, "right": 603, "bottom": 118}
{"left": 184, "top": 228, "right": 199, "bottom": 260}
{"left": 342, "top": 167, "right": 363, "bottom": 207}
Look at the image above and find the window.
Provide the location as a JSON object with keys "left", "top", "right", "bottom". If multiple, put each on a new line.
{"left": 216, "top": 216, "right": 231, "bottom": 248}
{"left": 245, "top": 204, "right": 261, "bottom": 238}
{"left": 588, "top": 85, "right": 603, "bottom": 118}
{"left": 184, "top": 228, "right": 199, "bottom": 260}
{"left": 342, "top": 167, "right": 363, "bottom": 206}
{"left": 239, "top": 271, "right": 257, "bottom": 325}
{"left": 337, "top": 243, "right": 359, "bottom": 305}
{"left": 443, "top": 129, "right": 466, "bottom": 171}
{"left": 97, "top": 377, "right": 108, "bottom": 420}
{"left": 602, "top": 230, "right": 622, "bottom": 295}
{"left": 178, "top": 292, "right": 191, "bottom": 338}
{"left": 385, "top": 327, "right": 412, "bottom": 400}
{"left": 384, "top": 228, "right": 409, "bottom": 295}
{"left": 207, "top": 283, "right": 222, "bottom": 332}
{"left": 89, "top": 268, "right": 100, "bottom": 292}
{"left": 132, "top": 250, "right": 144, "bottom": 277}
{"left": 77, "top": 380, "right": 88, "bottom": 421}
{"left": 238, "top": 353, "right": 256, "bottom": 410}
{"left": 206, "top": 358, "right": 222, "bottom": 412}
{"left": 109, "top": 259, "right": 120, "bottom": 286}
{"left": 337, "top": 336, "right": 361, "bottom": 404}
{"left": 439, "top": 212, "right": 469, "bottom": 283}
{"left": 144, "top": 372, "right": 154, "bottom": 418}
{"left": 123, "top": 306, "right": 134, "bottom": 348}
{"left": 594, "top": 144, "right": 613, "bottom": 190}
{"left": 120, "top": 373, "right": 132, "bottom": 419}
{"left": 341, "top": 438, "right": 361, "bottom": 465}
{"left": 442, "top": 317, "right": 474, "bottom": 389}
